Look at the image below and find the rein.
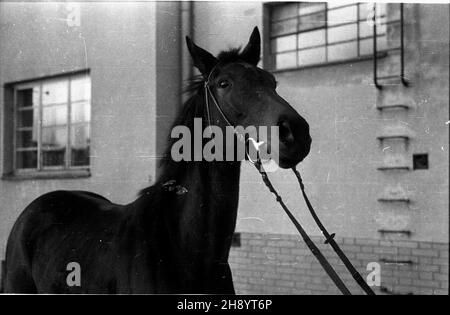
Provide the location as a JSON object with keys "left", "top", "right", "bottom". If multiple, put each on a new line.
{"left": 291, "top": 168, "right": 376, "bottom": 295}
{"left": 203, "top": 66, "right": 375, "bottom": 295}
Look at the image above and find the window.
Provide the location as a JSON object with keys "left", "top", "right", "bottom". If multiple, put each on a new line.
{"left": 267, "top": 2, "right": 387, "bottom": 70}
{"left": 12, "top": 73, "right": 91, "bottom": 174}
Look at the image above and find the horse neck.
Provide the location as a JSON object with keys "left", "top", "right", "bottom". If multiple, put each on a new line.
{"left": 175, "top": 160, "right": 241, "bottom": 263}
{"left": 155, "top": 90, "right": 242, "bottom": 280}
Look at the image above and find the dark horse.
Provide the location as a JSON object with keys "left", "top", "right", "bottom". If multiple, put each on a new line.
{"left": 4, "top": 27, "right": 311, "bottom": 293}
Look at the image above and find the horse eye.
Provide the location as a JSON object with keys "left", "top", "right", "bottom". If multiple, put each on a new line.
{"left": 218, "top": 80, "right": 230, "bottom": 89}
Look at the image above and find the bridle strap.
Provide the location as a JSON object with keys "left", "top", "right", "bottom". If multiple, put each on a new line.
{"left": 204, "top": 65, "right": 234, "bottom": 129}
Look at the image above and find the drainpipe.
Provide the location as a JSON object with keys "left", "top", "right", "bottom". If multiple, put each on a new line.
{"left": 181, "top": 1, "right": 194, "bottom": 105}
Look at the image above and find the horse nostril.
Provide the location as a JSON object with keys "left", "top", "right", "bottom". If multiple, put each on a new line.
{"left": 278, "top": 119, "right": 295, "bottom": 145}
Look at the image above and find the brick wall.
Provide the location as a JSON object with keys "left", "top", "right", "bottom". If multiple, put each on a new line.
{"left": 229, "top": 232, "right": 448, "bottom": 295}
{"left": 0, "top": 232, "right": 446, "bottom": 294}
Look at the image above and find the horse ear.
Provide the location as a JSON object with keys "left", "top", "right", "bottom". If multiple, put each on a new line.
{"left": 240, "top": 26, "right": 261, "bottom": 66}
{"left": 186, "top": 36, "right": 218, "bottom": 77}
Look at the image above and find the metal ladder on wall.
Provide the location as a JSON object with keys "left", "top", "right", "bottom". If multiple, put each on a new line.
{"left": 373, "top": 3, "right": 409, "bottom": 89}
{"left": 373, "top": 3, "right": 409, "bottom": 90}
{"left": 372, "top": 3, "right": 415, "bottom": 296}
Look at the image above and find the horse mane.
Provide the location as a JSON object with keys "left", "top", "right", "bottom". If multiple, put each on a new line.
{"left": 216, "top": 48, "right": 242, "bottom": 64}
{"left": 139, "top": 46, "right": 247, "bottom": 196}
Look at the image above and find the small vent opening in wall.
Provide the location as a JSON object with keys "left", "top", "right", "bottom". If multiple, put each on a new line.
{"left": 413, "top": 154, "right": 428, "bottom": 170}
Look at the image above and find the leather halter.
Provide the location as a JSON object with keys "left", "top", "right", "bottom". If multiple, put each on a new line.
{"left": 203, "top": 64, "right": 260, "bottom": 163}
{"left": 203, "top": 65, "right": 234, "bottom": 129}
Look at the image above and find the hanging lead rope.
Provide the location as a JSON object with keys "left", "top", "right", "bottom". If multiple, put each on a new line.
{"left": 292, "top": 168, "right": 376, "bottom": 295}
{"left": 253, "top": 160, "right": 351, "bottom": 295}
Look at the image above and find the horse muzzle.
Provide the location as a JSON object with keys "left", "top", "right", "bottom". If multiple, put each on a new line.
{"left": 277, "top": 114, "right": 312, "bottom": 168}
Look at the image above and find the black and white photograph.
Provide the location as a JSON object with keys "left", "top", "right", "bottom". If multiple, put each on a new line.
{"left": 0, "top": 0, "right": 448, "bottom": 299}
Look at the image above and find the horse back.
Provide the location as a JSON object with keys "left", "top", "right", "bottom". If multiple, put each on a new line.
{"left": 4, "top": 190, "right": 127, "bottom": 293}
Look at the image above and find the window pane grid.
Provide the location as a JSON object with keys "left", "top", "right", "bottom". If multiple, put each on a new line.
{"left": 17, "top": 106, "right": 35, "bottom": 111}
{"left": 271, "top": 2, "right": 356, "bottom": 23}
{"left": 273, "top": 33, "right": 386, "bottom": 54}
{"left": 269, "top": 17, "right": 387, "bottom": 40}
{"left": 16, "top": 147, "right": 38, "bottom": 152}
{"left": 14, "top": 74, "right": 90, "bottom": 172}
{"left": 16, "top": 126, "right": 34, "bottom": 131}
{"left": 41, "top": 101, "right": 69, "bottom": 107}
{"left": 298, "top": 9, "right": 326, "bottom": 18}
{"left": 269, "top": 2, "right": 388, "bottom": 69}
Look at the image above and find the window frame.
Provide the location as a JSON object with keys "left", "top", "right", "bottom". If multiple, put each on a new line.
{"left": 265, "top": 2, "right": 389, "bottom": 72}
{"left": 9, "top": 71, "right": 91, "bottom": 178}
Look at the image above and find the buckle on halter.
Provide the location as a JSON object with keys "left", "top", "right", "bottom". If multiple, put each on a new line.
{"left": 324, "top": 233, "right": 336, "bottom": 244}
{"left": 162, "top": 180, "right": 188, "bottom": 195}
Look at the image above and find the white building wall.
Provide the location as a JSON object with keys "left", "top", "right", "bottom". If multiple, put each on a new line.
{"left": 191, "top": 2, "right": 449, "bottom": 242}
{"left": 0, "top": 1, "right": 171, "bottom": 259}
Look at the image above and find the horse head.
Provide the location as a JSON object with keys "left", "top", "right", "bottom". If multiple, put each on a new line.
{"left": 186, "top": 27, "right": 311, "bottom": 168}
